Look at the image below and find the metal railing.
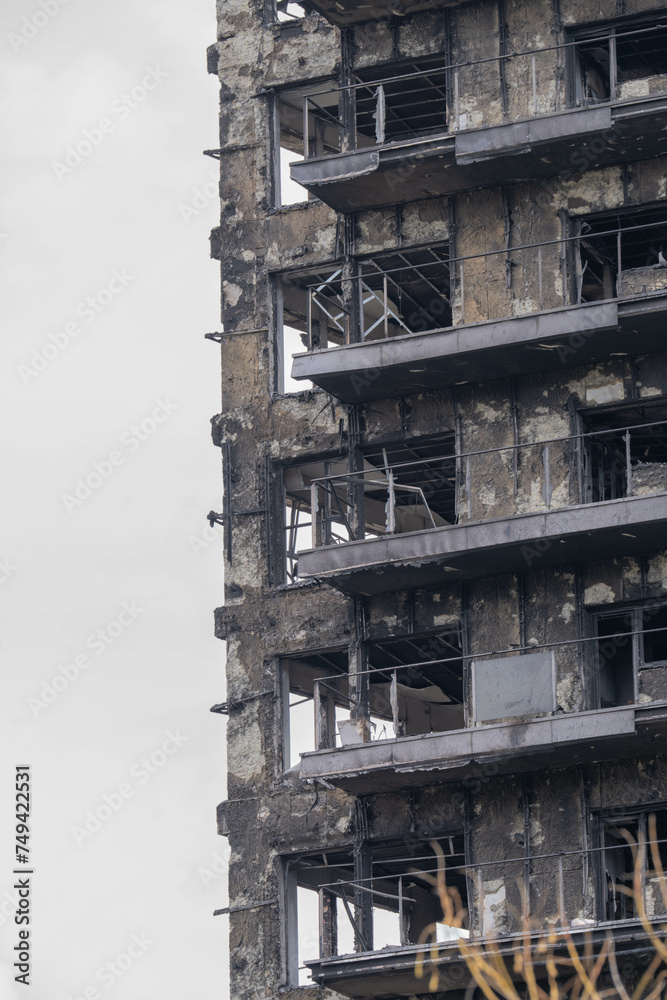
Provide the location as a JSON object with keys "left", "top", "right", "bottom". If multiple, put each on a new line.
{"left": 308, "top": 419, "right": 667, "bottom": 548}
{"left": 306, "top": 834, "right": 667, "bottom": 960}
{"left": 306, "top": 629, "right": 667, "bottom": 749}
{"left": 301, "top": 23, "right": 667, "bottom": 159}
{"left": 303, "top": 219, "right": 667, "bottom": 349}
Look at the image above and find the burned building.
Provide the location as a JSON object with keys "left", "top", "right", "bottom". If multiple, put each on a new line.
{"left": 208, "top": 0, "right": 667, "bottom": 996}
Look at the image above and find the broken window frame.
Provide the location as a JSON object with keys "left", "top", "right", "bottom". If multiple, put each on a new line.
{"left": 310, "top": 432, "right": 458, "bottom": 548}
{"left": 589, "top": 598, "right": 667, "bottom": 710}
{"left": 280, "top": 455, "right": 352, "bottom": 585}
{"left": 575, "top": 396, "right": 667, "bottom": 505}
{"left": 280, "top": 623, "right": 466, "bottom": 762}
{"left": 594, "top": 807, "right": 667, "bottom": 923}
{"left": 283, "top": 834, "right": 469, "bottom": 978}
{"left": 272, "top": 81, "right": 339, "bottom": 209}
{"left": 571, "top": 203, "right": 667, "bottom": 305}
{"left": 567, "top": 15, "right": 667, "bottom": 108}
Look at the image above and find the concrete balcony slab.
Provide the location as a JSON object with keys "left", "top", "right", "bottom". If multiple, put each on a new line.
{"left": 291, "top": 99, "right": 667, "bottom": 212}
{"left": 296, "top": 493, "right": 667, "bottom": 596}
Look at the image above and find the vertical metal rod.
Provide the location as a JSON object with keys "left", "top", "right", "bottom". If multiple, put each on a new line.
{"left": 303, "top": 96, "right": 310, "bottom": 159}
{"left": 307, "top": 287, "right": 313, "bottom": 350}
{"left": 318, "top": 887, "right": 324, "bottom": 957}
{"left": 313, "top": 680, "right": 322, "bottom": 751}
{"left": 311, "top": 482, "right": 319, "bottom": 548}
{"left": 454, "top": 69, "right": 460, "bottom": 128}
{"left": 543, "top": 444, "right": 551, "bottom": 509}
{"left": 609, "top": 32, "right": 618, "bottom": 101}
{"left": 538, "top": 246, "right": 543, "bottom": 309}
{"left": 387, "top": 470, "right": 396, "bottom": 534}
{"left": 383, "top": 273, "right": 389, "bottom": 340}
{"left": 558, "top": 856, "right": 566, "bottom": 927}
{"left": 466, "top": 455, "right": 472, "bottom": 521}
{"left": 390, "top": 671, "right": 399, "bottom": 736}
{"left": 398, "top": 876, "right": 406, "bottom": 945}
{"left": 531, "top": 54, "right": 538, "bottom": 115}
{"left": 477, "top": 868, "right": 485, "bottom": 937}
{"left": 617, "top": 229, "right": 623, "bottom": 297}
{"left": 459, "top": 262, "right": 465, "bottom": 323}
{"left": 626, "top": 430, "right": 633, "bottom": 496}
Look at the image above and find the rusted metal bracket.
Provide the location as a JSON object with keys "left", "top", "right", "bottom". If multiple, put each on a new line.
{"left": 213, "top": 898, "right": 278, "bottom": 916}
{"left": 210, "top": 690, "right": 273, "bottom": 715}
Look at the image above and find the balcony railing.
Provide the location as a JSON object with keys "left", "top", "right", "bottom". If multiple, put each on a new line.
{"left": 307, "top": 419, "right": 667, "bottom": 550}
{"left": 300, "top": 24, "right": 667, "bottom": 160}
{"left": 302, "top": 628, "right": 667, "bottom": 750}
{"left": 304, "top": 836, "right": 667, "bottom": 964}
{"left": 301, "top": 219, "right": 667, "bottom": 351}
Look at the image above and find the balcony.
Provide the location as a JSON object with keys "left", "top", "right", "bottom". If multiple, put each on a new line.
{"left": 300, "top": 702, "right": 667, "bottom": 793}
{"left": 301, "top": 833, "right": 667, "bottom": 998}
{"left": 289, "top": 25, "right": 667, "bottom": 210}
{"left": 289, "top": 216, "right": 667, "bottom": 403}
{"left": 294, "top": 617, "right": 667, "bottom": 791}
{"left": 295, "top": 415, "right": 667, "bottom": 595}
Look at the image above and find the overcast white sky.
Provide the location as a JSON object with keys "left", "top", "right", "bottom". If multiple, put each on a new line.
{"left": 0, "top": 1, "right": 230, "bottom": 996}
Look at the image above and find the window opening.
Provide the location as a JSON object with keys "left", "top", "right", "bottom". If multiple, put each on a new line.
{"left": 570, "top": 18, "right": 667, "bottom": 107}
{"left": 576, "top": 204, "right": 667, "bottom": 303}
{"left": 275, "top": 86, "right": 339, "bottom": 206}
{"left": 358, "top": 245, "right": 452, "bottom": 340}
{"left": 367, "top": 628, "right": 464, "bottom": 736}
{"left": 592, "top": 598, "right": 667, "bottom": 708}
{"left": 287, "top": 836, "right": 468, "bottom": 977}
{"left": 599, "top": 809, "right": 667, "bottom": 922}
{"left": 580, "top": 397, "right": 667, "bottom": 503}
{"left": 353, "top": 56, "right": 448, "bottom": 146}
{"left": 283, "top": 457, "right": 353, "bottom": 583}
{"left": 310, "top": 433, "right": 457, "bottom": 551}
{"left": 277, "top": 0, "right": 307, "bottom": 20}
{"left": 281, "top": 649, "right": 349, "bottom": 767}
{"left": 594, "top": 611, "right": 636, "bottom": 708}
{"left": 276, "top": 265, "right": 342, "bottom": 392}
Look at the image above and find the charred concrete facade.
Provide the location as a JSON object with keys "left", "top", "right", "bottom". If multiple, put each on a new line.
{"left": 209, "top": 0, "right": 667, "bottom": 997}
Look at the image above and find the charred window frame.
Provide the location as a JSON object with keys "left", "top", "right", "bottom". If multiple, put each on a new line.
{"left": 280, "top": 647, "right": 350, "bottom": 770}
{"left": 274, "top": 263, "right": 343, "bottom": 393}
{"left": 567, "top": 15, "right": 667, "bottom": 108}
{"left": 356, "top": 244, "right": 452, "bottom": 341}
{"left": 274, "top": 244, "right": 451, "bottom": 387}
{"left": 277, "top": 455, "right": 350, "bottom": 585}
{"left": 279, "top": 623, "right": 465, "bottom": 765}
{"left": 575, "top": 396, "right": 667, "bottom": 505}
{"left": 283, "top": 835, "right": 469, "bottom": 980}
{"left": 350, "top": 56, "right": 449, "bottom": 147}
{"left": 365, "top": 626, "right": 466, "bottom": 736}
{"left": 272, "top": 82, "right": 338, "bottom": 208}
{"left": 589, "top": 599, "right": 667, "bottom": 710}
{"left": 571, "top": 203, "right": 667, "bottom": 305}
{"left": 594, "top": 807, "right": 667, "bottom": 922}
